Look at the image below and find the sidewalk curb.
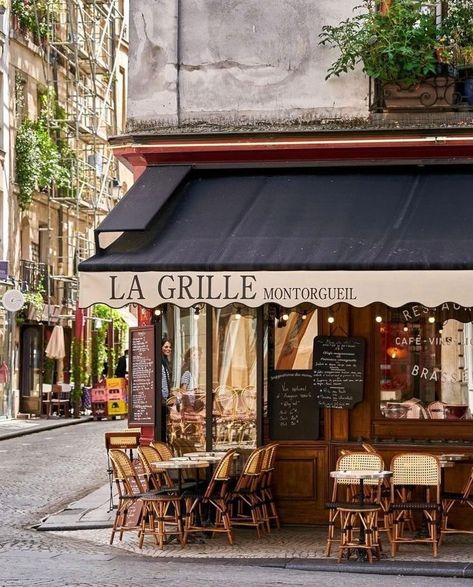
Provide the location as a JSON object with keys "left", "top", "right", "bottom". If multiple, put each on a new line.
{"left": 284, "top": 558, "right": 473, "bottom": 578}
{"left": 0, "top": 416, "right": 93, "bottom": 441}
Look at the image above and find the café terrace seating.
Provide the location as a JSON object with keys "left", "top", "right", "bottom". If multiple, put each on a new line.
{"left": 109, "top": 449, "right": 183, "bottom": 549}
{"left": 389, "top": 453, "right": 441, "bottom": 558}
{"left": 325, "top": 451, "right": 384, "bottom": 557}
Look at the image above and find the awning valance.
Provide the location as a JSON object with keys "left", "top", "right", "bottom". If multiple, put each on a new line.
{"left": 79, "top": 165, "right": 473, "bottom": 309}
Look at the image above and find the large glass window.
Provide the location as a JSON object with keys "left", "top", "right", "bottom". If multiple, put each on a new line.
{"left": 162, "top": 306, "right": 207, "bottom": 449}
{"left": 379, "top": 304, "right": 472, "bottom": 420}
{"left": 212, "top": 305, "right": 257, "bottom": 449}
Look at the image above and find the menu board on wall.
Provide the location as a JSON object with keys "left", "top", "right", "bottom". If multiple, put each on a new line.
{"left": 269, "top": 370, "right": 319, "bottom": 440}
{"left": 313, "top": 336, "right": 365, "bottom": 409}
{"left": 128, "top": 325, "right": 156, "bottom": 426}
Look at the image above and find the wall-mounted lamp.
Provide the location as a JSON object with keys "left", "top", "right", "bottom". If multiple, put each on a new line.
{"left": 327, "top": 316, "right": 335, "bottom": 324}
{"left": 375, "top": 315, "right": 383, "bottom": 323}
{"left": 301, "top": 310, "right": 308, "bottom": 320}
{"left": 235, "top": 307, "right": 242, "bottom": 320}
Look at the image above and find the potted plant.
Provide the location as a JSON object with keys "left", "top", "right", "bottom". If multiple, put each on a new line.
{"left": 440, "top": 0, "right": 473, "bottom": 105}
{"left": 319, "top": 0, "right": 456, "bottom": 109}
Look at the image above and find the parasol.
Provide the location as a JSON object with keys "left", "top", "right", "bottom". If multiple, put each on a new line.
{"left": 45, "top": 325, "right": 66, "bottom": 383}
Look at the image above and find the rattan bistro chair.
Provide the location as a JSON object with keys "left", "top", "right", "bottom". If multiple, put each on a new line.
{"left": 325, "top": 452, "right": 384, "bottom": 557}
{"left": 389, "top": 453, "right": 441, "bottom": 558}
{"left": 182, "top": 449, "right": 237, "bottom": 546}
{"left": 137, "top": 445, "right": 175, "bottom": 491}
{"left": 150, "top": 440, "right": 175, "bottom": 460}
{"left": 259, "top": 442, "right": 280, "bottom": 532}
{"left": 227, "top": 446, "right": 266, "bottom": 538}
{"left": 109, "top": 449, "right": 183, "bottom": 549}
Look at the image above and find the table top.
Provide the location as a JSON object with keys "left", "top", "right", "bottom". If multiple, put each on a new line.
{"left": 152, "top": 459, "right": 209, "bottom": 470}
{"left": 182, "top": 452, "right": 227, "bottom": 463}
{"left": 330, "top": 470, "right": 392, "bottom": 480}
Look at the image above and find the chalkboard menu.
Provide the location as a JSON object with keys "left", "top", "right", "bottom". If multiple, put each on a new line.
{"left": 128, "top": 325, "right": 156, "bottom": 426}
{"left": 269, "top": 370, "right": 319, "bottom": 441}
{"left": 313, "top": 336, "right": 365, "bottom": 409}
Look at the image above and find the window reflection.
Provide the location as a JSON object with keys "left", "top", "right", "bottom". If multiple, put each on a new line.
{"left": 274, "top": 308, "right": 318, "bottom": 370}
{"left": 379, "top": 305, "right": 472, "bottom": 420}
{"left": 212, "top": 306, "right": 257, "bottom": 449}
{"left": 164, "top": 306, "right": 206, "bottom": 449}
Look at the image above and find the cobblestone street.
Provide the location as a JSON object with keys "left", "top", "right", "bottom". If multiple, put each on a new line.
{"left": 0, "top": 419, "right": 124, "bottom": 556}
{"left": 0, "top": 420, "right": 472, "bottom": 586}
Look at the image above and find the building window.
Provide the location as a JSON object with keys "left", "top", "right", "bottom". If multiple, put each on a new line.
{"left": 378, "top": 304, "right": 472, "bottom": 420}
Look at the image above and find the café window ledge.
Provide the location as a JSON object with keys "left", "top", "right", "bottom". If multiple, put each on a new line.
{"left": 373, "top": 419, "right": 473, "bottom": 442}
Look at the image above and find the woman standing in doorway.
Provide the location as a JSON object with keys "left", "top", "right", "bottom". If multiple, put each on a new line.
{"left": 161, "top": 338, "right": 172, "bottom": 402}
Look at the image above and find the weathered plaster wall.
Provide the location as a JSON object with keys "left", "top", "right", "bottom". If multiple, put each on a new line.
{"left": 128, "top": 0, "right": 368, "bottom": 131}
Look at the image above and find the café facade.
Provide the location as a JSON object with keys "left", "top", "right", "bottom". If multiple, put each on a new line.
{"left": 79, "top": 132, "right": 473, "bottom": 526}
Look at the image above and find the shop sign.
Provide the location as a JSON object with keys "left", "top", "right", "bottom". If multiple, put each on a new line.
{"left": 79, "top": 269, "right": 473, "bottom": 309}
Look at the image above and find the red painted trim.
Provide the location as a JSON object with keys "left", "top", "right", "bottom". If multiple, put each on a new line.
{"left": 111, "top": 135, "right": 473, "bottom": 168}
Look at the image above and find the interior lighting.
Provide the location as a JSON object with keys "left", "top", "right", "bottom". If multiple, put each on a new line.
{"left": 375, "top": 315, "right": 383, "bottom": 323}
{"left": 154, "top": 308, "right": 162, "bottom": 316}
{"left": 328, "top": 316, "right": 335, "bottom": 324}
{"left": 428, "top": 315, "right": 436, "bottom": 324}
{"left": 235, "top": 308, "right": 242, "bottom": 320}
{"left": 282, "top": 312, "right": 289, "bottom": 321}
{"left": 403, "top": 323, "right": 409, "bottom": 332}
{"left": 193, "top": 307, "right": 200, "bottom": 320}
{"left": 302, "top": 310, "right": 308, "bottom": 320}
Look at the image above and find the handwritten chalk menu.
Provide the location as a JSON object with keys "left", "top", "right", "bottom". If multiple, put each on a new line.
{"left": 313, "top": 336, "right": 365, "bottom": 409}
{"left": 128, "top": 326, "right": 156, "bottom": 426}
{"left": 269, "top": 370, "right": 319, "bottom": 440}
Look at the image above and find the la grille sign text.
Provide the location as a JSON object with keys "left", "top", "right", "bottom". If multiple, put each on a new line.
{"left": 109, "top": 273, "right": 358, "bottom": 304}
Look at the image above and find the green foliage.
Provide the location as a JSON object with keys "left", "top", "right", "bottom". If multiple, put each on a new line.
{"left": 92, "top": 304, "right": 129, "bottom": 382}
{"left": 15, "top": 121, "right": 40, "bottom": 209}
{"left": 442, "top": 0, "right": 473, "bottom": 47}
{"left": 441, "top": 0, "right": 473, "bottom": 66}
{"left": 71, "top": 336, "right": 88, "bottom": 402}
{"left": 11, "top": 0, "right": 59, "bottom": 40}
{"left": 319, "top": 0, "right": 439, "bottom": 87}
{"left": 15, "top": 114, "right": 72, "bottom": 210}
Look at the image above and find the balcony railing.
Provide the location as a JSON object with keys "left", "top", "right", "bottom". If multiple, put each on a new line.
{"left": 369, "top": 67, "right": 473, "bottom": 113}
{"left": 19, "top": 260, "right": 51, "bottom": 297}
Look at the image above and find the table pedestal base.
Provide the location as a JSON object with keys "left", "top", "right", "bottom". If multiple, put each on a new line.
{"left": 337, "top": 506, "right": 382, "bottom": 564}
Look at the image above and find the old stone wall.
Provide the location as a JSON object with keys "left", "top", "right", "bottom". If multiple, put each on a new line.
{"left": 128, "top": 0, "right": 368, "bottom": 132}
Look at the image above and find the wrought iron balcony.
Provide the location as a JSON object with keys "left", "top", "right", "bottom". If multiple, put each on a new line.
{"left": 369, "top": 67, "right": 473, "bottom": 113}
{"left": 19, "top": 260, "right": 50, "bottom": 296}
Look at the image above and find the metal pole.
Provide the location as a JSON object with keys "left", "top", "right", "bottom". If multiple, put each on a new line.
{"left": 5, "top": 310, "right": 15, "bottom": 419}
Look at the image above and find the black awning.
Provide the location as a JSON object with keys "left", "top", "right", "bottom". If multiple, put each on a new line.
{"left": 97, "top": 165, "right": 191, "bottom": 233}
{"left": 81, "top": 164, "right": 473, "bottom": 272}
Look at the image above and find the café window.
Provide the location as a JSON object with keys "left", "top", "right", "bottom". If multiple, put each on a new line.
{"left": 164, "top": 305, "right": 207, "bottom": 449}
{"left": 212, "top": 305, "right": 257, "bottom": 449}
{"left": 379, "top": 304, "right": 472, "bottom": 420}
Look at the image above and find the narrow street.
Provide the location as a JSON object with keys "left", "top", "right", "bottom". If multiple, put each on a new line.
{"left": 0, "top": 420, "right": 471, "bottom": 586}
